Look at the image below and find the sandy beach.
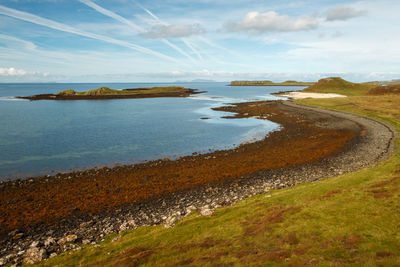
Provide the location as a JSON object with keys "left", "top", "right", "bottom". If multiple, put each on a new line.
{"left": 275, "top": 92, "right": 347, "bottom": 99}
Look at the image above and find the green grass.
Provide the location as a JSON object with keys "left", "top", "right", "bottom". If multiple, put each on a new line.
{"left": 303, "top": 77, "right": 376, "bottom": 96}
{"left": 57, "top": 86, "right": 190, "bottom": 96}
{"left": 31, "top": 95, "right": 400, "bottom": 266}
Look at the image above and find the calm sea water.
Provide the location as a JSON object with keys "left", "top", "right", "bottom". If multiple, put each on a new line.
{"left": 0, "top": 82, "right": 304, "bottom": 180}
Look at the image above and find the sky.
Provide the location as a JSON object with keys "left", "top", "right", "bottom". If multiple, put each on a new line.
{"left": 0, "top": 0, "right": 399, "bottom": 82}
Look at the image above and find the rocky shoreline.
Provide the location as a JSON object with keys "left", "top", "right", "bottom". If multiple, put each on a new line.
{"left": 0, "top": 101, "right": 395, "bottom": 266}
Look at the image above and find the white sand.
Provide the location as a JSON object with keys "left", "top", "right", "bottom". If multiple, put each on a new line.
{"left": 278, "top": 92, "right": 347, "bottom": 99}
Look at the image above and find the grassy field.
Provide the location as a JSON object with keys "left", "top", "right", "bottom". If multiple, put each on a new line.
{"left": 31, "top": 95, "right": 400, "bottom": 266}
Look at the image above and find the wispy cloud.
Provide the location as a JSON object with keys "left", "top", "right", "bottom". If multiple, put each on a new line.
{"left": 326, "top": 5, "right": 367, "bottom": 21}
{"left": 78, "top": 0, "right": 195, "bottom": 63}
{"left": 136, "top": 3, "right": 205, "bottom": 63}
{"left": 141, "top": 24, "right": 205, "bottom": 39}
{"left": 0, "top": 5, "right": 179, "bottom": 63}
{"left": 226, "top": 11, "right": 319, "bottom": 34}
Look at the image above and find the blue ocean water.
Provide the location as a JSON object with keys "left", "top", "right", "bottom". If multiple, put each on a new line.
{"left": 0, "top": 82, "right": 304, "bottom": 180}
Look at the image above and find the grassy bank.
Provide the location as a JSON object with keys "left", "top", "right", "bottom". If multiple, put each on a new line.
{"left": 32, "top": 96, "right": 400, "bottom": 266}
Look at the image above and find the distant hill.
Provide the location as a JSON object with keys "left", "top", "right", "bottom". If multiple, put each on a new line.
{"left": 367, "top": 84, "right": 400, "bottom": 95}
{"left": 303, "top": 77, "right": 375, "bottom": 96}
{"left": 230, "top": 80, "right": 315, "bottom": 86}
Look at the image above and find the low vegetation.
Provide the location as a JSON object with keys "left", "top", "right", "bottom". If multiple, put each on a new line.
{"left": 230, "top": 80, "right": 314, "bottom": 86}
{"left": 57, "top": 86, "right": 190, "bottom": 96}
{"left": 303, "top": 77, "right": 376, "bottom": 96}
{"left": 35, "top": 82, "right": 400, "bottom": 266}
{"left": 367, "top": 84, "right": 400, "bottom": 95}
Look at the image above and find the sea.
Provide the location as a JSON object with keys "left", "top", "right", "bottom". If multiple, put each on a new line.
{"left": 0, "top": 82, "right": 305, "bottom": 180}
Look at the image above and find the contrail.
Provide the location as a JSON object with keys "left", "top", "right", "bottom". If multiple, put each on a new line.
{"left": 79, "top": 0, "right": 143, "bottom": 32}
{"left": 136, "top": 2, "right": 204, "bottom": 62}
{"left": 182, "top": 38, "right": 203, "bottom": 61}
{"left": 78, "top": 0, "right": 196, "bottom": 63}
{"left": 0, "top": 5, "right": 179, "bottom": 63}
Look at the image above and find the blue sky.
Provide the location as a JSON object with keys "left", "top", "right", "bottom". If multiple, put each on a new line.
{"left": 0, "top": 0, "right": 399, "bottom": 82}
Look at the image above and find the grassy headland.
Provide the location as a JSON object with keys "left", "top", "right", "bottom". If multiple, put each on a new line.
{"left": 17, "top": 86, "right": 200, "bottom": 100}
{"left": 302, "top": 77, "right": 376, "bottom": 96}
{"left": 34, "top": 80, "right": 400, "bottom": 266}
{"left": 230, "top": 80, "right": 315, "bottom": 86}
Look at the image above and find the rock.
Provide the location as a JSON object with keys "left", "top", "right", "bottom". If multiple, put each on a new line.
{"left": 66, "top": 234, "right": 77, "bottom": 242}
{"left": 200, "top": 206, "right": 213, "bottom": 216}
{"left": 82, "top": 239, "right": 91, "bottom": 245}
{"left": 30, "top": 241, "right": 40, "bottom": 248}
{"left": 44, "top": 237, "right": 55, "bottom": 247}
{"left": 12, "top": 233, "right": 24, "bottom": 240}
{"left": 119, "top": 222, "right": 129, "bottom": 231}
{"left": 104, "top": 226, "right": 113, "bottom": 235}
{"left": 58, "top": 234, "right": 77, "bottom": 245}
{"left": 0, "top": 258, "right": 5, "bottom": 266}
{"left": 23, "top": 247, "right": 46, "bottom": 264}
{"left": 49, "top": 252, "right": 57, "bottom": 258}
{"left": 164, "top": 215, "right": 177, "bottom": 228}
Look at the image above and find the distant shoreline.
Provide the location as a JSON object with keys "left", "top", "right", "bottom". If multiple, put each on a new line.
{"left": 229, "top": 80, "right": 314, "bottom": 86}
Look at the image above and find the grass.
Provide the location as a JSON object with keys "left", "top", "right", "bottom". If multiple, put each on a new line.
{"left": 30, "top": 95, "right": 400, "bottom": 266}
{"left": 57, "top": 86, "right": 190, "bottom": 96}
{"left": 303, "top": 77, "right": 376, "bottom": 96}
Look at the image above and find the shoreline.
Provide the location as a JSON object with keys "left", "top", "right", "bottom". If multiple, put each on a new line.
{"left": 0, "top": 100, "right": 395, "bottom": 265}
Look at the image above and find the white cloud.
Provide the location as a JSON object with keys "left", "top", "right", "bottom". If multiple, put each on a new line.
{"left": 141, "top": 24, "right": 205, "bottom": 39}
{"left": 0, "top": 67, "right": 27, "bottom": 76}
{"left": 226, "top": 11, "right": 319, "bottom": 34}
{"left": 0, "top": 67, "right": 49, "bottom": 77}
{"left": 326, "top": 5, "right": 367, "bottom": 21}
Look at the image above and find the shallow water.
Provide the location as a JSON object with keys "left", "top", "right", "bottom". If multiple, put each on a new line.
{"left": 0, "top": 82, "right": 304, "bottom": 180}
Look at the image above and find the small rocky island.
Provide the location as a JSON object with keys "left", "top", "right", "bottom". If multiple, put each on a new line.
{"left": 17, "top": 86, "right": 202, "bottom": 100}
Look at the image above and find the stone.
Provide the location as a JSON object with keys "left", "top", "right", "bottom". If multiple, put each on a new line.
{"left": 30, "top": 241, "right": 39, "bottom": 248}
{"left": 200, "top": 206, "right": 213, "bottom": 216}
{"left": 164, "top": 215, "right": 177, "bottom": 228}
{"left": 49, "top": 253, "right": 57, "bottom": 258}
{"left": 23, "top": 247, "right": 46, "bottom": 264}
{"left": 44, "top": 237, "right": 55, "bottom": 247}
{"left": 58, "top": 234, "right": 77, "bottom": 245}
{"left": 119, "top": 222, "right": 129, "bottom": 231}
{"left": 66, "top": 234, "right": 77, "bottom": 242}
{"left": 12, "top": 233, "right": 24, "bottom": 240}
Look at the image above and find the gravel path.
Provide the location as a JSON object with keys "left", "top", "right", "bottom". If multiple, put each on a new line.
{"left": 0, "top": 100, "right": 395, "bottom": 266}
